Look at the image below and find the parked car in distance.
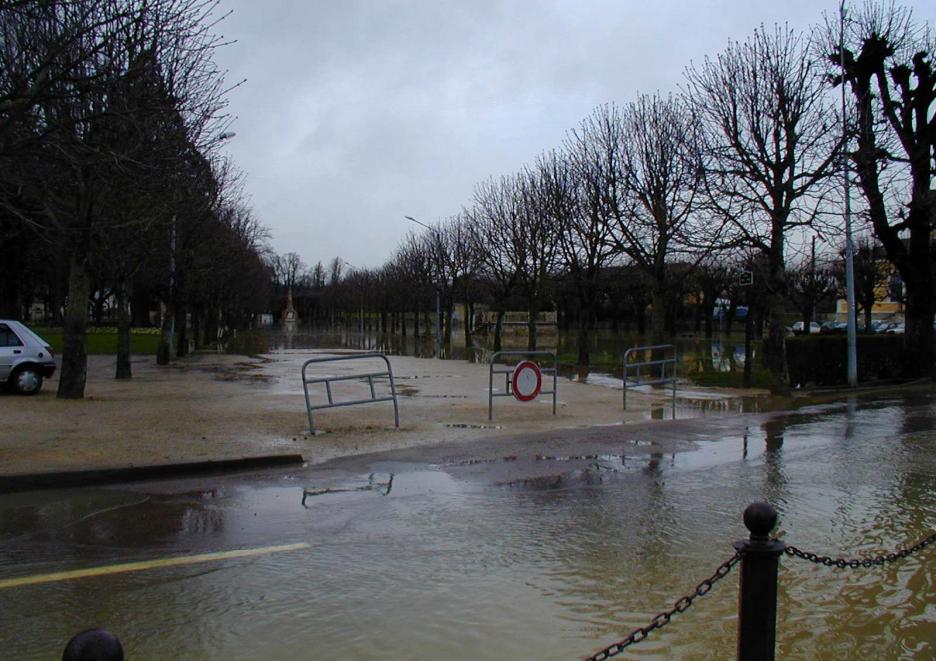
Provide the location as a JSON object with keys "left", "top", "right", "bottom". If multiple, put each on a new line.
{"left": 0, "top": 320, "right": 56, "bottom": 395}
{"left": 791, "top": 321, "right": 821, "bottom": 335}
{"left": 820, "top": 321, "right": 847, "bottom": 334}
{"left": 886, "top": 322, "right": 905, "bottom": 334}
{"left": 871, "top": 320, "right": 896, "bottom": 334}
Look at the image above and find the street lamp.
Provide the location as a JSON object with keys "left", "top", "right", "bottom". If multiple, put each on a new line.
{"left": 840, "top": 1, "right": 858, "bottom": 386}
{"left": 342, "top": 260, "right": 365, "bottom": 339}
{"left": 404, "top": 215, "right": 442, "bottom": 359}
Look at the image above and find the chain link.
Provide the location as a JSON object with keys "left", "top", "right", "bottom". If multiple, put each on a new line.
{"left": 785, "top": 531, "right": 936, "bottom": 568}
{"left": 581, "top": 552, "right": 740, "bottom": 661}
{"left": 581, "top": 530, "right": 935, "bottom": 660}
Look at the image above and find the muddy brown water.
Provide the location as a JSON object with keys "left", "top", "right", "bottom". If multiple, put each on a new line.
{"left": 1, "top": 393, "right": 934, "bottom": 659}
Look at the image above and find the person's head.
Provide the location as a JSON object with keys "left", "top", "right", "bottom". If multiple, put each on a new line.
{"left": 62, "top": 628, "right": 124, "bottom": 661}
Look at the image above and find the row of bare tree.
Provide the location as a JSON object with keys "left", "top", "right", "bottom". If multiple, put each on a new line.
{"left": 275, "top": 2, "right": 934, "bottom": 389}
{"left": 0, "top": 1, "right": 271, "bottom": 398}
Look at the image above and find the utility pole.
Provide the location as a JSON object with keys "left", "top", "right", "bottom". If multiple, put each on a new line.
{"left": 404, "top": 216, "right": 442, "bottom": 359}
{"left": 841, "top": 0, "right": 859, "bottom": 387}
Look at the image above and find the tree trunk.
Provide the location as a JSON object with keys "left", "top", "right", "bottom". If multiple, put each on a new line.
{"left": 205, "top": 306, "right": 219, "bottom": 352}
{"left": 175, "top": 305, "right": 187, "bottom": 358}
{"left": 904, "top": 270, "right": 934, "bottom": 378}
{"left": 650, "top": 285, "right": 666, "bottom": 344}
{"left": 57, "top": 255, "right": 90, "bottom": 399}
{"left": 115, "top": 282, "right": 132, "bottom": 379}
{"left": 527, "top": 297, "right": 539, "bottom": 351}
{"left": 157, "top": 300, "right": 172, "bottom": 365}
{"left": 463, "top": 299, "right": 473, "bottom": 352}
{"left": 577, "top": 301, "right": 591, "bottom": 367}
{"left": 443, "top": 300, "right": 453, "bottom": 349}
{"left": 92, "top": 291, "right": 105, "bottom": 324}
{"left": 192, "top": 308, "right": 203, "bottom": 350}
{"left": 703, "top": 294, "right": 715, "bottom": 338}
{"left": 763, "top": 287, "right": 789, "bottom": 392}
{"left": 493, "top": 308, "right": 505, "bottom": 352}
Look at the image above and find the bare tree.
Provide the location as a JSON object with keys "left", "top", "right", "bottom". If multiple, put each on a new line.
{"left": 394, "top": 234, "right": 433, "bottom": 337}
{"left": 786, "top": 238, "right": 840, "bottom": 329}
{"left": 691, "top": 258, "right": 735, "bottom": 337}
{"left": 829, "top": 2, "right": 936, "bottom": 375}
{"left": 516, "top": 162, "right": 562, "bottom": 350}
{"left": 576, "top": 96, "right": 711, "bottom": 342}
{"left": 467, "top": 175, "right": 525, "bottom": 351}
{"left": 539, "top": 145, "right": 616, "bottom": 365}
{"left": 686, "top": 24, "right": 841, "bottom": 390}
{"left": 0, "top": 0, "right": 234, "bottom": 397}
{"left": 442, "top": 213, "right": 483, "bottom": 351}
{"left": 852, "top": 236, "right": 890, "bottom": 332}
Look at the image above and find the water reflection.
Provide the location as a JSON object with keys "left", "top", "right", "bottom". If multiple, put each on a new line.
{"left": 269, "top": 327, "right": 754, "bottom": 379}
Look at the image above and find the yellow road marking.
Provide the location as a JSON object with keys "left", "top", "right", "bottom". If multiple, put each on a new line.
{"left": 0, "top": 542, "right": 310, "bottom": 590}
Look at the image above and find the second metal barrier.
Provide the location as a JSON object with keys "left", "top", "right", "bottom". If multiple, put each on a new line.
{"left": 622, "top": 344, "right": 677, "bottom": 412}
{"left": 301, "top": 353, "right": 400, "bottom": 433}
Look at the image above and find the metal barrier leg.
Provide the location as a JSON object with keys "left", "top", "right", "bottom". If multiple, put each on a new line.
{"left": 387, "top": 368, "right": 400, "bottom": 428}
{"left": 734, "top": 502, "right": 785, "bottom": 661}
{"left": 552, "top": 363, "right": 557, "bottom": 415}
{"left": 488, "top": 363, "right": 494, "bottom": 421}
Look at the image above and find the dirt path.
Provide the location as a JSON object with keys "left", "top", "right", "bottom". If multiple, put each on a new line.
{"left": 0, "top": 350, "right": 763, "bottom": 476}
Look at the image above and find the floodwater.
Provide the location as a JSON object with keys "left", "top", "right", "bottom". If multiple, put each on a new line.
{"left": 2, "top": 394, "right": 935, "bottom": 659}
{"left": 267, "top": 326, "right": 754, "bottom": 382}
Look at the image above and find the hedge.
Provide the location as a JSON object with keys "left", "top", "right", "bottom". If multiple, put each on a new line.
{"left": 786, "top": 335, "right": 905, "bottom": 387}
{"left": 33, "top": 327, "right": 163, "bottom": 355}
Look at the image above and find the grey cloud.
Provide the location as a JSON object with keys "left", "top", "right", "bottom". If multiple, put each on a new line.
{"left": 214, "top": 0, "right": 936, "bottom": 268}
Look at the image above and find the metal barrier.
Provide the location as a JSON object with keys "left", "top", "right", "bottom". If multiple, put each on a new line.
{"left": 301, "top": 353, "right": 400, "bottom": 433}
{"left": 622, "top": 344, "right": 677, "bottom": 411}
{"left": 488, "top": 350, "right": 557, "bottom": 420}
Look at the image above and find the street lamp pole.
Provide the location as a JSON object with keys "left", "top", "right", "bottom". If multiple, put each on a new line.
{"left": 169, "top": 214, "right": 176, "bottom": 356}
{"left": 841, "top": 1, "right": 858, "bottom": 387}
{"left": 404, "top": 216, "right": 442, "bottom": 359}
{"left": 343, "top": 260, "right": 365, "bottom": 340}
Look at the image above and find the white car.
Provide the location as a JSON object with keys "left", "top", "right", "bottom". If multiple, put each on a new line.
{"left": 0, "top": 320, "right": 56, "bottom": 394}
{"left": 791, "top": 321, "right": 821, "bottom": 335}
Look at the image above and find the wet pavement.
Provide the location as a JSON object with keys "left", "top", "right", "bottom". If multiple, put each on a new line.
{"left": 2, "top": 391, "right": 936, "bottom": 659}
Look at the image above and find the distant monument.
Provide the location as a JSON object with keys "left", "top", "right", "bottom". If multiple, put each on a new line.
{"left": 282, "top": 287, "right": 299, "bottom": 333}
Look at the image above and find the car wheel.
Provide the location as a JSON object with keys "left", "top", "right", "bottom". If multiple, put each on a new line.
{"left": 12, "top": 366, "right": 43, "bottom": 395}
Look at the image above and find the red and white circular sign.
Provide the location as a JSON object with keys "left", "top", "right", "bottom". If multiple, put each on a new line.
{"left": 511, "top": 360, "right": 542, "bottom": 402}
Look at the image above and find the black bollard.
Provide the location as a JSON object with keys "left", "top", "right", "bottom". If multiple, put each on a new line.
{"left": 62, "top": 628, "right": 124, "bottom": 661}
{"left": 734, "top": 502, "right": 786, "bottom": 661}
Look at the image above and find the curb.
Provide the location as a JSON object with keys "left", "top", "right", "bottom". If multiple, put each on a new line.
{"left": 0, "top": 454, "right": 305, "bottom": 493}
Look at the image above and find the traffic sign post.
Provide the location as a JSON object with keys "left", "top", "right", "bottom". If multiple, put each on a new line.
{"left": 511, "top": 360, "right": 542, "bottom": 402}
{"left": 488, "top": 351, "right": 557, "bottom": 420}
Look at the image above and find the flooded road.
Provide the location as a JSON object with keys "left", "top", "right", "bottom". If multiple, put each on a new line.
{"left": 269, "top": 327, "right": 755, "bottom": 382}
{"left": 2, "top": 393, "right": 935, "bottom": 659}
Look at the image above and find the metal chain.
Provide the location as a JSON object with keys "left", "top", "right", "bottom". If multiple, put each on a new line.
{"left": 581, "top": 552, "right": 740, "bottom": 661}
{"left": 785, "top": 531, "right": 936, "bottom": 569}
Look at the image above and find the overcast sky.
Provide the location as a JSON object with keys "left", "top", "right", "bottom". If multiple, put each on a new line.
{"left": 212, "top": 0, "right": 936, "bottom": 271}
